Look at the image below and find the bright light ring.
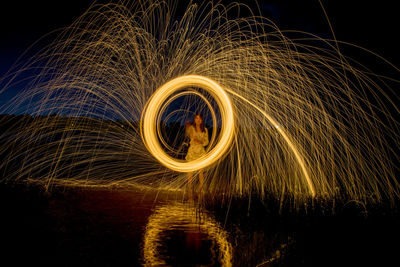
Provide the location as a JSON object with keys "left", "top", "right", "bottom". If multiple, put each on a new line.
{"left": 156, "top": 90, "right": 218, "bottom": 154}
{"left": 141, "top": 75, "right": 235, "bottom": 173}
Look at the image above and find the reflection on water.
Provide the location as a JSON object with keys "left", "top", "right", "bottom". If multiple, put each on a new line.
{"left": 143, "top": 202, "right": 232, "bottom": 266}
{"left": 1, "top": 184, "right": 399, "bottom": 266}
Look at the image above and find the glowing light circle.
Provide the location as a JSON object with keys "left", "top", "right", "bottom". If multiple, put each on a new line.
{"left": 141, "top": 75, "right": 235, "bottom": 173}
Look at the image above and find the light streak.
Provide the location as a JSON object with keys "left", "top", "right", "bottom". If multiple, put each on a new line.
{"left": 226, "top": 88, "right": 316, "bottom": 197}
{"left": 141, "top": 75, "right": 235, "bottom": 172}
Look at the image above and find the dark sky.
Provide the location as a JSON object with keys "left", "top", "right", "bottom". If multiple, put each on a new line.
{"left": 1, "top": 0, "right": 399, "bottom": 103}
{"left": 0, "top": 0, "right": 96, "bottom": 76}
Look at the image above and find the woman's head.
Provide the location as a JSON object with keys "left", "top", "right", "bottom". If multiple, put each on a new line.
{"left": 192, "top": 113, "right": 205, "bottom": 132}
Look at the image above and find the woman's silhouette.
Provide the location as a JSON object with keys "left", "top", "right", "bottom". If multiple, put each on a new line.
{"left": 185, "top": 113, "right": 209, "bottom": 191}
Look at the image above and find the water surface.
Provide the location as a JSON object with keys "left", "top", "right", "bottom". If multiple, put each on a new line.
{"left": 1, "top": 184, "right": 399, "bottom": 266}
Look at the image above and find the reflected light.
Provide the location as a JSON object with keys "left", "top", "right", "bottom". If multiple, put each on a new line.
{"left": 143, "top": 202, "right": 233, "bottom": 266}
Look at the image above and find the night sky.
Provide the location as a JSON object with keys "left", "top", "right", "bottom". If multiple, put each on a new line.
{"left": 1, "top": 0, "right": 399, "bottom": 105}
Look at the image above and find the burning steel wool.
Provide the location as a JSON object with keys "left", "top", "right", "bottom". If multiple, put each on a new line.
{"left": 0, "top": 0, "right": 399, "bottom": 206}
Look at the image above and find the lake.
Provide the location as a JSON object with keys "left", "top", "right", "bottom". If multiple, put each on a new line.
{"left": 1, "top": 183, "right": 399, "bottom": 266}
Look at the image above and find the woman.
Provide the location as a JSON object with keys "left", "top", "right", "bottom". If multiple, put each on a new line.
{"left": 185, "top": 113, "right": 209, "bottom": 191}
